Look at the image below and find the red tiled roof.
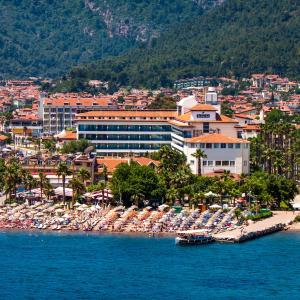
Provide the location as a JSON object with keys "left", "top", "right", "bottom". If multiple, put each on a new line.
{"left": 76, "top": 110, "right": 176, "bottom": 119}
{"left": 190, "top": 104, "right": 217, "bottom": 111}
{"left": 0, "top": 135, "right": 8, "bottom": 141}
{"left": 186, "top": 133, "right": 249, "bottom": 144}
{"left": 175, "top": 112, "right": 238, "bottom": 124}
{"left": 96, "top": 157, "right": 159, "bottom": 173}
{"left": 233, "top": 114, "right": 255, "bottom": 120}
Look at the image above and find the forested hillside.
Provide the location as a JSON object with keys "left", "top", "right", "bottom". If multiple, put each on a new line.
{"left": 65, "top": 0, "right": 300, "bottom": 88}
{"left": 0, "top": 0, "right": 221, "bottom": 78}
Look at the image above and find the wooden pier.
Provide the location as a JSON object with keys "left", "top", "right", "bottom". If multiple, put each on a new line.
{"left": 213, "top": 211, "right": 297, "bottom": 243}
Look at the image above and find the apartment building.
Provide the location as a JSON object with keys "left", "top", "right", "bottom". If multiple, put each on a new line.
{"left": 39, "top": 94, "right": 118, "bottom": 134}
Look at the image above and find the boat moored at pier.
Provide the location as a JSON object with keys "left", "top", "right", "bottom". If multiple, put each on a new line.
{"left": 175, "top": 229, "right": 215, "bottom": 245}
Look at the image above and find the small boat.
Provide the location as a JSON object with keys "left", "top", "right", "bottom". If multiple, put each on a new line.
{"left": 175, "top": 229, "right": 214, "bottom": 245}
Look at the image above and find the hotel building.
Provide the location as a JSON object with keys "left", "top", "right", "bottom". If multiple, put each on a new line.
{"left": 75, "top": 110, "right": 176, "bottom": 156}
{"left": 76, "top": 88, "right": 250, "bottom": 175}
{"left": 170, "top": 88, "right": 250, "bottom": 175}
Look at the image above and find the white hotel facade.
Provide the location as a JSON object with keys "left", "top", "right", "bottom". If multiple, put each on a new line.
{"left": 76, "top": 88, "right": 250, "bottom": 175}
{"left": 170, "top": 88, "right": 250, "bottom": 175}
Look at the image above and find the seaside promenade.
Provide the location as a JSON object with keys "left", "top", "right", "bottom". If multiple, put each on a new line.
{"left": 213, "top": 211, "right": 297, "bottom": 243}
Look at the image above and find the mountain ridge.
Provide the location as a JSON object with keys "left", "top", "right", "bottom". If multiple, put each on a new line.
{"left": 64, "top": 0, "right": 300, "bottom": 89}
{"left": 0, "top": 0, "right": 221, "bottom": 78}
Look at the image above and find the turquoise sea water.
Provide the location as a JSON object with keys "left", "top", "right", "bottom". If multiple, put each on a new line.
{"left": 0, "top": 231, "right": 300, "bottom": 300}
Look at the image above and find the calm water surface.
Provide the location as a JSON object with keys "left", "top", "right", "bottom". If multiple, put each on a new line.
{"left": 0, "top": 231, "right": 299, "bottom": 299}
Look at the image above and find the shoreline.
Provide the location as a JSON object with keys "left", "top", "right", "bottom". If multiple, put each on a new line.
{"left": 1, "top": 225, "right": 300, "bottom": 237}
{"left": 0, "top": 227, "right": 176, "bottom": 238}
{"left": 286, "top": 222, "right": 300, "bottom": 232}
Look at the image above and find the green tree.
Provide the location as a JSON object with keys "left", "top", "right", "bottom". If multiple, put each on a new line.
{"left": 38, "top": 172, "right": 49, "bottom": 201}
{"left": 78, "top": 168, "right": 90, "bottom": 186}
{"left": 192, "top": 149, "right": 207, "bottom": 176}
{"left": 56, "top": 163, "right": 72, "bottom": 204}
{"left": 111, "top": 162, "right": 160, "bottom": 207}
{"left": 68, "top": 176, "right": 86, "bottom": 206}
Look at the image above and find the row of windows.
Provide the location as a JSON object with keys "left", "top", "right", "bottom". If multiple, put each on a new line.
{"left": 203, "top": 160, "right": 236, "bottom": 167}
{"left": 78, "top": 134, "right": 171, "bottom": 141}
{"left": 191, "top": 143, "right": 249, "bottom": 149}
{"left": 191, "top": 160, "right": 247, "bottom": 167}
{"left": 171, "top": 127, "right": 192, "bottom": 138}
{"left": 78, "top": 125, "right": 171, "bottom": 132}
{"left": 44, "top": 108, "right": 76, "bottom": 113}
{"left": 95, "top": 143, "right": 165, "bottom": 150}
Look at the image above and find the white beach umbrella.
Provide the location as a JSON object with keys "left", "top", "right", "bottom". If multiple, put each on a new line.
{"left": 209, "top": 204, "right": 222, "bottom": 209}
{"left": 205, "top": 191, "right": 219, "bottom": 198}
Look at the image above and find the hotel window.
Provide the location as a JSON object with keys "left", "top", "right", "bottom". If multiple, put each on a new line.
{"left": 222, "top": 161, "right": 229, "bottom": 166}
{"left": 214, "top": 143, "right": 219, "bottom": 148}
{"left": 208, "top": 161, "right": 214, "bottom": 166}
{"left": 196, "top": 113, "right": 210, "bottom": 118}
{"left": 244, "top": 161, "right": 248, "bottom": 166}
{"left": 190, "top": 160, "right": 195, "bottom": 165}
{"left": 244, "top": 144, "right": 249, "bottom": 149}
{"left": 230, "top": 161, "right": 235, "bottom": 166}
{"left": 216, "top": 161, "right": 222, "bottom": 166}
{"left": 203, "top": 160, "right": 207, "bottom": 166}
{"left": 200, "top": 143, "right": 205, "bottom": 149}
{"left": 206, "top": 143, "right": 212, "bottom": 149}
{"left": 228, "top": 143, "right": 234, "bottom": 149}
{"left": 203, "top": 122, "right": 210, "bottom": 133}
{"left": 235, "top": 144, "right": 241, "bottom": 149}
{"left": 221, "top": 143, "right": 226, "bottom": 149}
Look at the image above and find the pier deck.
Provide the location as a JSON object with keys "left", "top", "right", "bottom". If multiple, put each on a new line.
{"left": 213, "top": 211, "right": 297, "bottom": 243}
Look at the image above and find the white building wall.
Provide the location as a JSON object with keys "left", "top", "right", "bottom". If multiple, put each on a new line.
{"left": 190, "top": 111, "right": 216, "bottom": 121}
{"left": 184, "top": 144, "right": 250, "bottom": 175}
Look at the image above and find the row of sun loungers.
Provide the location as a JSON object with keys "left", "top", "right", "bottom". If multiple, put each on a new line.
{"left": 0, "top": 202, "right": 239, "bottom": 234}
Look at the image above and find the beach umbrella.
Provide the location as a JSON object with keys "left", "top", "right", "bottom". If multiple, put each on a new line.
{"left": 205, "top": 191, "right": 219, "bottom": 198}
{"left": 209, "top": 204, "right": 222, "bottom": 209}
{"left": 56, "top": 208, "right": 65, "bottom": 214}
{"left": 73, "top": 202, "right": 81, "bottom": 207}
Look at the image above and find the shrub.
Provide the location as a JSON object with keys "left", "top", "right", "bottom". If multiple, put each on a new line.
{"left": 294, "top": 215, "right": 300, "bottom": 223}
{"left": 247, "top": 211, "right": 273, "bottom": 221}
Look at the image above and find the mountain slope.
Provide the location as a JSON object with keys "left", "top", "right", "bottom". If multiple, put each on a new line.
{"left": 0, "top": 0, "right": 221, "bottom": 78}
{"left": 66, "top": 0, "right": 300, "bottom": 88}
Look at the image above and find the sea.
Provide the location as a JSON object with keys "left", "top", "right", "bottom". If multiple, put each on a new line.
{"left": 0, "top": 231, "right": 299, "bottom": 300}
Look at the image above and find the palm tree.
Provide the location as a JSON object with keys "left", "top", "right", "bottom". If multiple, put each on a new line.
{"left": 192, "top": 149, "right": 207, "bottom": 176}
{"left": 43, "top": 181, "right": 54, "bottom": 201}
{"left": 191, "top": 192, "right": 205, "bottom": 209}
{"left": 23, "top": 172, "right": 37, "bottom": 193}
{"left": 97, "top": 181, "right": 106, "bottom": 204}
{"left": 68, "top": 176, "right": 86, "bottom": 206}
{"left": 4, "top": 160, "right": 22, "bottom": 202}
{"left": 165, "top": 187, "right": 179, "bottom": 206}
{"left": 78, "top": 168, "right": 90, "bottom": 186}
{"left": 38, "top": 172, "right": 48, "bottom": 201}
{"left": 102, "top": 165, "right": 108, "bottom": 183}
{"left": 56, "top": 162, "right": 72, "bottom": 204}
